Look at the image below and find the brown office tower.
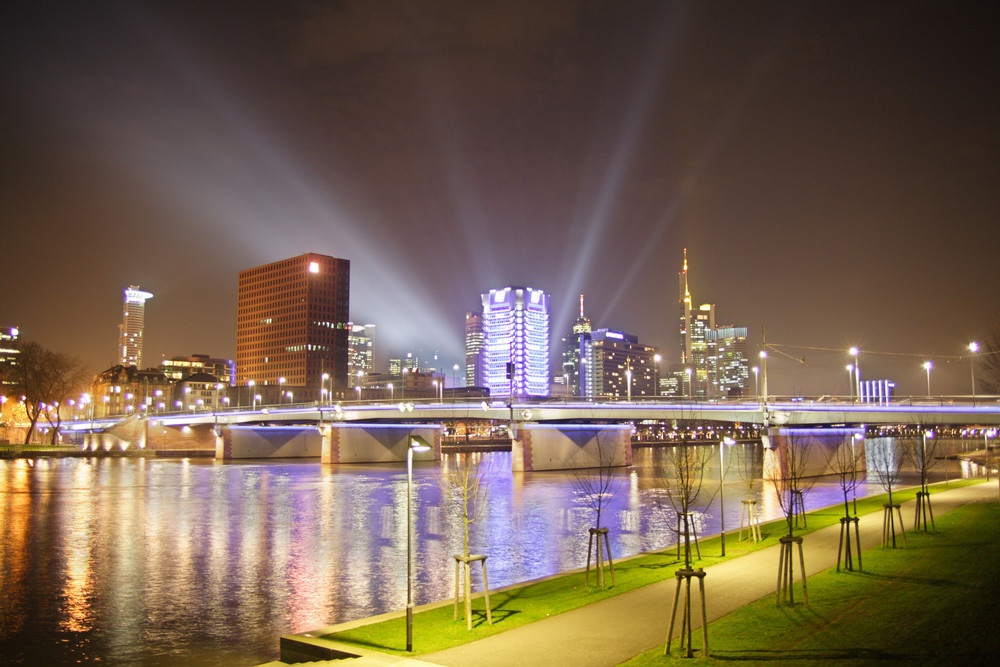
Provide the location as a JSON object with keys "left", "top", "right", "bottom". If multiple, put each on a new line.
{"left": 236, "top": 253, "right": 350, "bottom": 401}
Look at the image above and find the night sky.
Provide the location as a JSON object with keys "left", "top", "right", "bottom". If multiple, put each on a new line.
{"left": 3, "top": 1, "right": 998, "bottom": 396}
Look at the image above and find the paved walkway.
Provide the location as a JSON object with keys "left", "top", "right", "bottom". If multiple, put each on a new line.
{"left": 274, "top": 482, "right": 997, "bottom": 666}
{"left": 421, "top": 482, "right": 996, "bottom": 666}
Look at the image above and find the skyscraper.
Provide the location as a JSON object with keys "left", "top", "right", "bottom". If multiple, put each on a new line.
{"left": 588, "top": 329, "right": 659, "bottom": 398}
{"left": 119, "top": 286, "right": 153, "bottom": 368}
{"left": 347, "top": 323, "right": 376, "bottom": 377}
{"left": 561, "top": 295, "right": 592, "bottom": 396}
{"left": 236, "top": 253, "right": 350, "bottom": 397}
{"left": 675, "top": 250, "right": 748, "bottom": 398}
{"left": 481, "top": 286, "right": 549, "bottom": 398}
{"left": 464, "top": 311, "right": 484, "bottom": 388}
{"left": 707, "top": 326, "right": 749, "bottom": 397}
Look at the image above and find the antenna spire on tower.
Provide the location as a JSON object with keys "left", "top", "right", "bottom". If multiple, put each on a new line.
{"left": 579, "top": 294, "right": 585, "bottom": 318}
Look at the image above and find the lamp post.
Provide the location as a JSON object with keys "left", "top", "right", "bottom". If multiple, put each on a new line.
{"left": 849, "top": 347, "right": 861, "bottom": 403}
{"left": 846, "top": 364, "right": 855, "bottom": 403}
{"left": 923, "top": 361, "right": 933, "bottom": 398}
{"left": 751, "top": 366, "right": 759, "bottom": 401}
{"left": 321, "top": 373, "right": 329, "bottom": 406}
{"left": 654, "top": 354, "right": 662, "bottom": 397}
{"left": 969, "top": 342, "right": 979, "bottom": 402}
{"left": 278, "top": 377, "right": 286, "bottom": 404}
{"left": 626, "top": 361, "right": 633, "bottom": 401}
{"left": 720, "top": 436, "right": 736, "bottom": 556}
{"left": 685, "top": 367, "right": 692, "bottom": 399}
{"left": 759, "top": 350, "right": 768, "bottom": 403}
{"left": 406, "top": 435, "right": 432, "bottom": 652}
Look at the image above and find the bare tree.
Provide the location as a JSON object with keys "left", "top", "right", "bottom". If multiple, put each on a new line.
{"left": 866, "top": 436, "right": 907, "bottom": 548}
{"left": 572, "top": 432, "right": 623, "bottom": 588}
{"left": 766, "top": 431, "right": 820, "bottom": 605}
{"left": 6, "top": 340, "right": 88, "bottom": 445}
{"left": 655, "top": 437, "right": 716, "bottom": 658}
{"left": 827, "top": 432, "right": 865, "bottom": 571}
{"left": 438, "top": 451, "right": 493, "bottom": 630}
{"left": 734, "top": 440, "right": 763, "bottom": 542}
{"left": 902, "top": 429, "right": 940, "bottom": 532}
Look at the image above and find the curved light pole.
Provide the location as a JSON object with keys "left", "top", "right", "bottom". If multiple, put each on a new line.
{"left": 923, "top": 361, "right": 933, "bottom": 398}
{"left": 406, "top": 435, "right": 432, "bottom": 652}
{"left": 969, "top": 341, "right": 979, "bottom": 402}
{"left": 720, "top": 436, "right": 736, "bottom": 556}
{"left": 759, "top": 350, "right": 768, "bottom": 403}
{"left": 849, "top": 347, "right": 861, "bottom": 403}
{"left": 626, "top": 361, "right": 633, "bottom": 401}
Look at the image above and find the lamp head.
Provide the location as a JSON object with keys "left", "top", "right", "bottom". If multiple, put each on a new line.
{"left": 409, "top": 435, "right": 432, "bottom": 453}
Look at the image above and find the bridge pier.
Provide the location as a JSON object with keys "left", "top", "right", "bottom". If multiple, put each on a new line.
{"left": 213, "top": 423, "right": 441, "bottom": 462}
{"left": 320, "top": 423, "right": 441, "bottom": 464}
{"left": 511, "top": 423, "right": 632, "bottom": 472}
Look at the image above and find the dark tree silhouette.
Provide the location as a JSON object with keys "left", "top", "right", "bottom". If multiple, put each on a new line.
{"left": 5, "top": 339, "right": 88, "bottom": 445}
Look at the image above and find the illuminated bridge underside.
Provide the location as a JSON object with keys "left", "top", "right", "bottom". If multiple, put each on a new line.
{"left": 69, "top": 401, "right": 1000, "bottom": 466}
{"left": 120, "top": 401, "right": 1000, "bottom": 428}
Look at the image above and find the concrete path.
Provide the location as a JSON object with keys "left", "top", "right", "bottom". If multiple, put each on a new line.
{"left": 414, "top": 482, "right": 996, "bottom": 667}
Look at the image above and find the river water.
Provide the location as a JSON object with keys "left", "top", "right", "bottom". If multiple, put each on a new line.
{"left": 0, "top": 440, "right": 985, "bottom": 665}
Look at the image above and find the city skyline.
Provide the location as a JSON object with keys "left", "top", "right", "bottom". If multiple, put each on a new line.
{"left": 3, "top": 2, "right": 998, "bottom": 396}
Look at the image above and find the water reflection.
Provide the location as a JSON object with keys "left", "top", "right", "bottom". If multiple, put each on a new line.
{"left": 0, "top": 440, "right": 983, "bottom": 665}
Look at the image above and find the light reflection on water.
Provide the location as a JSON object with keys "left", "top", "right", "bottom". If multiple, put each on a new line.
{"left": 0, "top": 439, "right": 983, "bottom": 665}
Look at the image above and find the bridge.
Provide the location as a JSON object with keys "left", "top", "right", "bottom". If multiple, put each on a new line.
{"left": 62, "top": 397, "right": 1000, "bottom": 470}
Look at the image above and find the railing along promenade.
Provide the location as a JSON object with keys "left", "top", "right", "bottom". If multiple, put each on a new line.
{"left": 64, "top": 394, "right": 1000, "bottom": 434}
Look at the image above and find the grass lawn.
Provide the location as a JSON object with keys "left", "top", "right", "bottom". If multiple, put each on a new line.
{"left": 318, "top": 479, "right": 988, "bottom": 657}
{"left": 625, "top": 499, "right": 1000, "bottom": 665}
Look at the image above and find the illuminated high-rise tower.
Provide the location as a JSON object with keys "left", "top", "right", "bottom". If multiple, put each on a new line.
{"left": 481, "top": 286, "right": 549, "bottom": 397}
{"left": 464, "top": 311, "right": 484, "bottom": 388}
{"left": 679, "top": 249, "right": 693, "bottom": 366}
{"left": 561, "top": 295, "right": 592, "bottom": 396}
{"left": 236, "top": 253, "right": 350, "bottom": 398}
{"left": 119, "top": 286, "right": 153, "bottom": 368}
{"left": 675, "top": 250, "right": 749, "bottom": 397}
{"left": 347, "top": 323, "right": 376, "bottom": 377}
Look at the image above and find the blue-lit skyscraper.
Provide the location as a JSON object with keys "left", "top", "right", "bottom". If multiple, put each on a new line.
{"left": 481, "top": 286, "right": 549, "bottom": 398}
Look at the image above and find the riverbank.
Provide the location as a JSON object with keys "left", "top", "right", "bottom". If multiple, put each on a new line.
{"left": 270, "top": 479, "right": 996, "bottom": 666}
{"left": 0, "top": 445, "right": 214, "bottom": 459}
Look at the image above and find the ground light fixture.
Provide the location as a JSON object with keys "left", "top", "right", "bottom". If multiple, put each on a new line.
{"left": 406, "top": 435, "right": 432, "bottom": 652}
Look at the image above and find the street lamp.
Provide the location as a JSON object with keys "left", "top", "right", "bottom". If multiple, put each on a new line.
{"left": 388, "top": 382, "right": 394, "bottom": 401}
{"left": 685, "top": 367, "right": 692, "bottom": 399}
{"left": 626, "top": 361, "right": 633, "bottom": 401}
{"left": 846, "top": 364, "right": 855, "bottom": 403}
{"left": 923, "top": 361, "right": 933, "bottom": 398}
{"left": 278, "top": 377, "right": 286, "bottom": 404}
{"left": 849, "top": 348, "right": 861, "bottom": 402}
{"left": 969, "top": 341, "right": 980, "bottom": 402}
{"left": 321, "top": 373, "right": 330, "bottom": 406}
{"left": 751, "top": 366, "right": 759, "bottom": 401}
{"left": 720, "top": 436, "right": 736, "bottom": 556}
{"left": 758, "top": 350, "right": 768, "bottom": 403}
{"left": 406, "top": 435, "right": 432, "bottom": 652}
